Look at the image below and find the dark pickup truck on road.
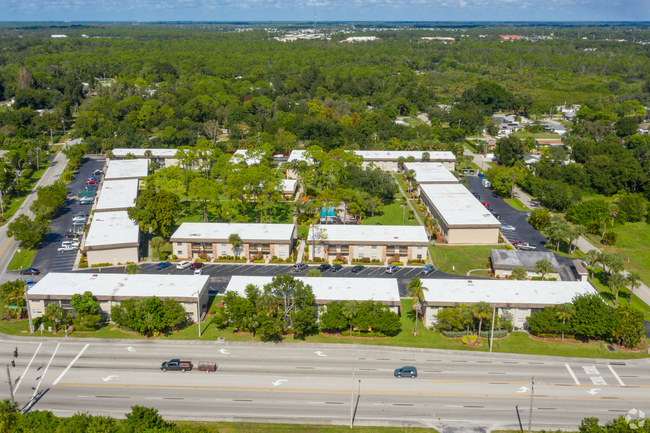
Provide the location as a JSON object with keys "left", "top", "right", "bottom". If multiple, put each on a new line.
{"left": 161, "top": 359, "right": 193, "bottom": 372}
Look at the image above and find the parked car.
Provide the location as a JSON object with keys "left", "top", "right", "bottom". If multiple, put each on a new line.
{"left": 351, "top": 265, "right": 364, "bottom": 273}
{"left": 62, "top": 240, "right": 80, "bottom": 248}
{"left": 156, "top": 262, "right": 171, "bottom": 270}
{"left": 330, "top": 264, "right": 343, "bottom": 272}
{"left": 194, "top": 269, "right": 203, "bottom": 275}
{"left": 85, "top": 185, "right": 98, "bottom": 191}
{"left": 421, "top": 264, "right": 435, "bottom": 275}
{"left": 74, "top": 212, "right": 89, "bottom": 218}
{"left": 93, "top": 170, "right": 104, "bottom": 176}
{"left": 176, "top": 261, "right": 192, "bottom": 270}
{"left": 500, "top": 225, "right": 516, "bottom": 232}
{"left": 481, "top": 201, "right": 490, "bottom": 207}
{"left": 86, "top": 180, "right": 99, "bottom": 185}
{"left": 293, "top": 263, "right": 308, "bottom": 272}
{"left": 512, "top": 240, "right": 525, "bottom": 246}
{"left": 516, "top": 243, "right": 538, "bottom": 251}
{"left": 72, "top": 215, "right": 88, "bottom": 222}
{"left": 20, "top": 268, "right": 40, "bottom": 276}
{"left": 487, "top": 207, "right": 494, "bottom": 212}
{"left": 491, "top": 212, "right": 501, "bottom": 219}
{"left": 58, "top": 245, "right": 79, "bottom": 253}
{"left": 318, "top": 264, "right": 331, "bottom": 272}
{"left": 394, "top": 366, "right": 418, "bottom": 379}
{"left": 190, "top": 262, "right": 204, "bottom": 270}
{"left": 385, "top": 264, "right": 399, "bottom": 274}
{"left": 79, "top": 197, "right": 94, "bottom": 205}
{"left": 71, "top": 221, "right": 86, "bottom": 228}
{"left": 64, "top": 232, "right": 80, "bottom": 239}
{"left": 88, "top": 177, "right": 100, "bottom": 182}
{"left": 472, "top": 192, "right": 480, "bottom": 199}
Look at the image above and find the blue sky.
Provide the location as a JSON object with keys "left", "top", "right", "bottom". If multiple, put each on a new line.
{"left": 1, "top": 0, "right": 649, "bottom": 23}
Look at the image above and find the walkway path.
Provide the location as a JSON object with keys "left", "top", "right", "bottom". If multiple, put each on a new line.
{"left": 392, "top": 174, "right": 424, "bottom": 227}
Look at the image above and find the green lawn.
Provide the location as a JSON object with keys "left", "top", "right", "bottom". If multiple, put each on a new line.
{"left": 486, "top": 161, "right": 498, "bottom": 169}
{"left": 504, "top": 197, "right": 529, "bottom": 211}
{"left": 297, "top": 225, "right": 308, "bottom": 238}
{"left": 463, "top": 141, "right": 477, "bottom": 152}
{"left": 0, "top": 166, "right": 49, "bottom": 226}
{"left": 401, "top": 117, "right": 425, "bottom": 126}
{"left": 583, "top": 222, "right": 650, "bottom": 287}
{"left": 363, "top": 200, "right": 419, "bottom": 226}
{"left": 429, "top": 244, "right": 502, "bottom": 275}
{"left": 589, "top": 267, "right": 650, "bottom": 321}
{"left": 7, "top": 247, "right": 37, "bottom": 271}
{"left": 175, "top": 421, "right": 434, "bottom": 433}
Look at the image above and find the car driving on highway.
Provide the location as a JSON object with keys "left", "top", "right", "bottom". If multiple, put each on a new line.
{"left": 394, "top": 366, "right": 417, "bottom": 378}
{"left": 161, "top": 359, "right": 193, "bottom": 372}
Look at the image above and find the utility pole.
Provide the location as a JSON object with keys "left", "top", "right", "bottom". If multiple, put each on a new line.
{"left": 24, "top": 285, "right": 34, "bottom": 333}
{"left": 527, "top": 376, "right": 535, "bottom": 433}
{"left": 489, "top": 306, "right": 496, "bottom": 352}
{"left": 6, "top": 364, "right": 14, "bottom": 403}
{"left": 350, "top": 351, "right": 355, "bottom": 428}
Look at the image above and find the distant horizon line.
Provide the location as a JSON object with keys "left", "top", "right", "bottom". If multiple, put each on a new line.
{"left": 1, "top": 20, "right": 650, "bottom": 24}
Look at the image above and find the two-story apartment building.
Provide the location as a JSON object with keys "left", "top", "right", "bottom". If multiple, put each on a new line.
{"left": 170, "top": 223, "right": 297, "bottom": 261}
{"left": 110, "top": 149, "right": 179, "bottom": 168}
{"left": 307, "top": 225, "right": 429, "bottom": 263}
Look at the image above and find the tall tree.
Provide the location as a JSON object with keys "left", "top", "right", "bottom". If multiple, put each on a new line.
{"left": 406, "top": 277, "right": 428, "bottom": 335}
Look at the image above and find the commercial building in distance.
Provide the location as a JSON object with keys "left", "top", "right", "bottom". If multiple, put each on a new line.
{"left": 94, "top": 179, "right": 139, "bottom": 213}
{"left": 419, "top": 183, "right": 501, "bottom": 244}
{"left": 83, "top": 211, "right": 140, "bottom": 265}
{"left": 104, "top": 159, "right": 149, "bottom": 181}
{"left": 27, "top": 273, "right": 210, "bottom": 322}
{"left": 226, "top": 276, "right": 401, "bottom": 313}
{"left": 170, "top": 223, "right": 297, "bottom": 261}
{"left": 491, "top": 250, "right": 561, "bottom": 280}
{"left": 110, "top": 148, "right": 179, "bottom": 167}
{"left": 307, "top": 225, "right": 429, "bottom": 263}
{"left": 421, "top": 279, "right": 596, "bottom": 329}
{"left": 403, "top": 162, "right": 458, "bottom": 194}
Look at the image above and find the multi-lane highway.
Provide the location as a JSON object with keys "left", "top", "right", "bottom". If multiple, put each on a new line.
{"left": 3, "top": 337, "right": 648, "bottom": 431}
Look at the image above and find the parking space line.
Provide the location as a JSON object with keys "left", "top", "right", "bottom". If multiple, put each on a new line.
{"left": 607, "top": 365, "right": 625, "bottom": 387}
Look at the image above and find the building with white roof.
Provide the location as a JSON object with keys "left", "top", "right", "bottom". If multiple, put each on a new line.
{"left": 226, "top": 276, "right": 400, "bottom": 313}
{"left": 27, "top": 273, "right": 209, "bottom": 322}
{"left": 84, "top": 211, "right": 141, "bottom": 265}
{"left": 419, "top": 183, "right": 501, "bottom": 244}
{"left": 105, "top": 159, "right": 149, "bottom": 180}
{"left": 307, "top": 225, "right": 429, "bottom": 264}
{"left": 110, "top": 148, "right": 179, "bottom": 167}
{"left": 170, "top": 223, "right": 297, "bottom": 261}
{"left": 355, "top": 151, "right": 456, "bottom": 172}
{"left": 279, "top": 179, "right": 298, "bottom": 197}
{"left": 421, "top": 279, "right": 596, "bottom": 328}
{"left": 233, "top": 149, "right": 264, "bottom": 166}
{"left": 491, "top": 250, "right": 561, "bottom": 280}
{"left": 403, "top": 162, "right": 458, "bottom": 190}
{"left": 94, "top": 179, "right": 139, "bottom": 212}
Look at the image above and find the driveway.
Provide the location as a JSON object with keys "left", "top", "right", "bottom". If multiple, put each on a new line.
{"left": 29, "top": 156, "right": 106, "bottom": 274}
{"left": 467, "top": 175, "right": 577, "bottom": 281}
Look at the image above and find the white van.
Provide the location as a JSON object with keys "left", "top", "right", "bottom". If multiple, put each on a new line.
{"left": 176, "top": 261, "right": 192, "bottom": 270}
{"left": 481, "top": 178, "right": 491, "bottom": 188}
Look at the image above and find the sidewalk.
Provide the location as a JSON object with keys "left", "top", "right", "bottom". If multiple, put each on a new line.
{"left": 392, "top": 175, "right": 424, "bottom": 226}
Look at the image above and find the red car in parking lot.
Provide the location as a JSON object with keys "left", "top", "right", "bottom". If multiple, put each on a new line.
{"left": 86, "top": 180, "right": 99, "bottom": 185}
{"left": 190, "top": 262, "right": 204, "bottom": 270}
{"left": 481, "top": 201, "right": 490, "bottom": 207}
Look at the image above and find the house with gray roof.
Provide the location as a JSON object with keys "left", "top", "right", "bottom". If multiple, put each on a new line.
{"left": 491, "top": 250, "right": 561, "bottom": 280}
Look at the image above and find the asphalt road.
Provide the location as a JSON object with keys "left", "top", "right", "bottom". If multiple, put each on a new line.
{"left": 31, "top": 156, "right": 106, "bottom": 274}
{"left": 3, "top": 338, "right": 648, "bottom": 431}
{"left": 468, "top": 176, "right": 578, "bottom": 281}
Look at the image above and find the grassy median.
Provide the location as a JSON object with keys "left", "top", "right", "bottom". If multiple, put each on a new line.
{"left": 175, "top": 421, "right": 435, "bottom": 432}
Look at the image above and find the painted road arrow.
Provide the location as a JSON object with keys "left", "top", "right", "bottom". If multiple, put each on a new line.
{"left": 126, "top": 347, "right": 135, "bottom": 352}
{"left": 272, "top": 380, "right": 288, "bottom": 386}
{"left": 517, "top": 387, "right": 530, "bottom": 393}
{"left": 314, "top": 351, "right": 327, "bottom": 357}
{"left": 218, "top": 349, "right": 230, "bottom": 355}
{"left": 586, "top": 389, "right": 601, "bottom": 395}
{"left": 102, "top": 376, "right": 118, "bottom": 382}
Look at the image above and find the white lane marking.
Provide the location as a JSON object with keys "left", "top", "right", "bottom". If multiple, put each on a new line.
{"left": 25, "top": 343, "right": 60, "bottom": 412}
{"left": 14, "top": 342, "right": 42, "bottom": 393}
{"left": 517, "top": 387, "right": 530, "bottom": 393}
{"left": 607, "top": 365, "right": 625, "bottom": 387}
{"left": 591, "top": 377, "right": 607, "bottom": 385}
{"left": 53, "top": 344, "right": 89, "bottom": 385}
{"left": 218, "top": 349, "right": 230, "bottom": 355}
{"left": 272, "top": 380, "right": 288, "bottom": 386}
{"left": 583, "top": 366, "right": 600, "bottom": 375}
{"left": 102, "top": 375, "right": 118, "bottom": 382}
{"left": 587, "top": 389, "right": 601, "bottom": 395}
{"left": 565, "top": 364, "right": 580, "bottom": 385}
{"left": 315, "top": 351, "right": 327, "bottom": 357}
{"left": 126, "top": 347, "right": 136, "bottom": 352}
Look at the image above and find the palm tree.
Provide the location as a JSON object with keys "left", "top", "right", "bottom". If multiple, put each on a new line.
{"left": 610, "top": 273, "right": 626, "bottom": 307}
{"left": 406, "top": 277, "right": 429, "bottom": 335}
{"left": 586, "top": 249, "right": 599, "bottom": 278}
{"left": 144, "top": 150, "right": 153, "bottom": 159}
{"left": 341, "top": 301, "right": 359, "bottom": 335}
{"left": 44, "top": 303, "right": 64, "bottom": 333}
{"left": 535, "top": 259, "right": 553, "bottom": 281}
{"left": 365, "top": 196, "right": 381, "bottom": 225}
{"left": 150, "top": 236, "right": 165, "bottom": 260}
{"left": 242, "top": 314, "right": 259, "bottom": 338}
{"left": 470, "top": 301, "right": 492, "bottom": 342}
{"left": 228, "top": 233, "right": 243, "bottom": 258}
{"left": 405, "top": 169, "right": 417, "bottom": 196}
{"left": 607, "top": 203, "right": 619, "bottom": 226}
{"left": 555, "top": 303, "right": 573, "bottom": 341}
{"left": 125, "top": 263, "right": 140, "bottom": 274}
{"left": 511, "top": 267, "right": 527, "bottom": 280}
{"left": 626, "top": 272, "right": 642, "bottom": 303}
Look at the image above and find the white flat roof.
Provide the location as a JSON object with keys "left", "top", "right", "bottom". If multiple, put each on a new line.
{"left": 171, "top": 223, "right": 296, "bottom": 242}
{"left": 226, "top": 276, "right": 400, "bottom": 303}
{"left": 404, "top": 162, "right": 458, "bottom": 184}
{"left": 422, "top": 279, "right": 596, "bottom": 306}
{"left": 85, "top": 211, "right": 140, "bottom": 247}
{"left": 355, "top": 151, "right": 456, "bottom": 161}
{"left": 105, "top": 159, "right": 149, "bottom": 180}
{"left": 287, "top": 150, "right": 311, "bottom": 163}
{"left": 280, "top": 179, "right": 298, "bottom": 194}
{"left": 95, "top": 179, "right": 139, "bottom": 212}
{"left": 307, "top": 224, "right": 428, "bottom": 244}
{"left": 112, "top": 148, "right": 178, "bottom": 158}
{"left": 233, "top": 149, "right": 262, "bottom": 165}
{"left": 420, "top": 183, "right": 501, "bottom": 228}
{"left": 28, "top": 273, "right": 209, "bottom": 299}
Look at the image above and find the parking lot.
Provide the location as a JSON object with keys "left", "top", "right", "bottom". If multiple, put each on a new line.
{"left": 28, "top": 156, "right": 107, "bottom": 274}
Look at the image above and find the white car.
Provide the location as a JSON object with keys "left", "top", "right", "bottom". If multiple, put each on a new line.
{"left": 194, "top": 269, "right": 203, "bottom": 275}
{"left": 500, "top": 225, "right": 516, "bottom": 232}
{"left": 176, "top": 260, "right": 192, "bottom": 270}
{"left": 61, "top": 240, "right": 80, "bottom": 248}
{"left": 72, "top": 215, "right": 88, "bottom": 222}
{"left": 58, "top": 245, "right": 79, "bottom": 253}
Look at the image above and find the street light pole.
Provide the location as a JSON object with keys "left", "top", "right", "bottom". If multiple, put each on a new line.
{"left": 350, "top": 351, "right": 355, "bottom": 428}
{"left": 193, "top": 290, "right": 201, "bottom": 337}
{"left": 21, "top": 287, "right": 34, "bottom": 334}
{"left": 489, "top": 306, "right": 496, "bottom": 352}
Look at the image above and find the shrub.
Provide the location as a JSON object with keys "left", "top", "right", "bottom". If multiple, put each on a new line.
{"left": 360, "top": 257, "right": 370, "bottom": 263}
{"left": 431, "top": 232, "right": 437, "bottom": 240}
{"left": 195, "top": 258, "right": 206, "bottom": 262}
{"left": 565, "top": 199, "right": 607, "bottom": 226}
{"left": 171, "top": 254, "right": 177, "bottom": 260}
{"left": 79, "top": 263, "right": 88, "bottom": 268}
{"left": 332, "top": 260, "right": 344, "bottom": 265}
{"left": 602, "top": 231, "right": 618, "bottom": 245}
{"left": 159, "top": 252, "right": 168, "bottom": 260}
{"left": 391, "top": 261, "right": 404, "bottom": 266}
{"left": 586, "top": 220, "right": 602, "bottom": 234}
{"left": 253, "top": 259, "right": 265, "bottom": 263}
{"left": 90, "top": 262, "right": 113, "bottom": 267}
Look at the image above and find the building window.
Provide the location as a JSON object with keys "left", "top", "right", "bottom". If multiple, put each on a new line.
{"left": 358, "top": 253, "right": 364, "bottom": 259}
{"left": 371, "top": 254, "right": 377, "bottom": 259}
{"left": 280, "top": 252, "right": 285, "bottom": 257}
{"left": 372, "top": 245, "right": 377, "bottom": 250}
{"left": 178, "top": 251, "right": 183, "bottom": 255}
{"left": 417, "top": 254, "right": 422, "bottom": 259}
{"left": 278, "top": 244, "right": 285, "bottom": 248}
{"left": 418, "top": 246, "right": 423, "bottom": 250}
{"left": 222, "top": 251, "right": 227, "bottom": 256}
{"left": 359, "top": 245, "right": 364, "bottom": 249}
{"left": 177, "top": 242, "right": 183, "bottom": 246}
{"left": 221, "top": 243, "right": 227, "bottom": 247}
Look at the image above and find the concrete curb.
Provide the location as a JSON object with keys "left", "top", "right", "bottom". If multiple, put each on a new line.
{"left": 2, "top": 332, "right": 648, "bottom": 365}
